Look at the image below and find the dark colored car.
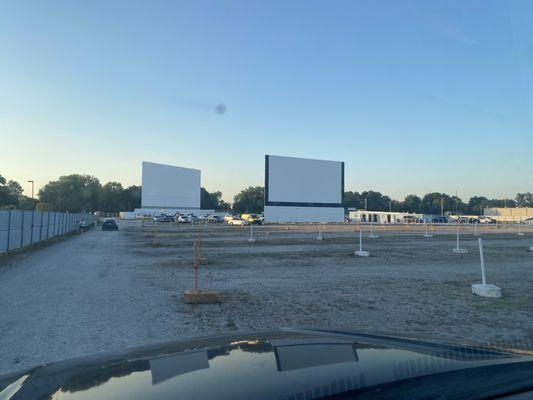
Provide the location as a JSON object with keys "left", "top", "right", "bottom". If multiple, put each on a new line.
{"left": 207, "top": 215, "right": 224, "bottom": 223}
{"left": 101, "top": 219, "right": 118, "bottom": 231}
{"left": 432, "top": 216, "right": 447, "bottom": 223}
{"left": 2, "top": 328, "right": 533, "bottom": 400}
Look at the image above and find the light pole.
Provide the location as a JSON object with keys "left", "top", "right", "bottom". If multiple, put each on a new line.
{"left": 27, "top": 180, "right": 35, "bottom": 210}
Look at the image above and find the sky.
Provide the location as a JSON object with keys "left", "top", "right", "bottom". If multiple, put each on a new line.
{"left": 1, "top": 0, "right": 532, "bottom": 202}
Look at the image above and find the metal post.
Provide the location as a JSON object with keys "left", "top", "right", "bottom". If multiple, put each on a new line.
{"left": 46, "top": 211, "right": 51, "bottom": 239}
{"left": 30, "top": 210, "right": 35, "bottom": 244}
{"left": 193, "top": 240, "right": 200, "bottom": 291}
{"left": 478, "top": 238, "right": 487, "bottom": 285}
{"left": 6, "top": 209, "right": 12, "bottom": 252}
{"left": 39, "top": 211, "right": 43, "bottom": 241}
{"left": 359, "top": 229, "right": 363, "bottom": 252}
{"left": 456, "top": 221, "right": 460, "bottom": 251}
{"left": 20, "top": 211, "right": 25, "bottom": 248}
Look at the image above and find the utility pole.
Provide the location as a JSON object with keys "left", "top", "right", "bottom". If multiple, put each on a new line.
{"left": 364, "top": 198, "right": 367, "bottom": 211}
{"left": 27, "top": 180, "right": 35, "bottom": 210}
{"left": 440, "top": 196, "right": 444, "bottom": 216}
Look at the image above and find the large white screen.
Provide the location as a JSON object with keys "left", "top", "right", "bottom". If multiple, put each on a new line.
{"left": 266, "top": 155, "right": 343, "bottom": 204}
{"left": 141, "top": 161, "right": 200, "bottom": 208}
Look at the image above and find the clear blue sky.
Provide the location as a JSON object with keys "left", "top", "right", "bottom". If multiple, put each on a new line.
{"left": 1, "top": 0, "right": 532, "bottom": 201}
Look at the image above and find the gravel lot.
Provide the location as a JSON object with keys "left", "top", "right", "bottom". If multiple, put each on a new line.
{"left": 1, "top": 220, "right": 533, "bottom": 375}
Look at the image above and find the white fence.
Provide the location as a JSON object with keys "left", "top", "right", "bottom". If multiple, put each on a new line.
{"left": 0, "top": 210, "right": 96, "bottom": 254}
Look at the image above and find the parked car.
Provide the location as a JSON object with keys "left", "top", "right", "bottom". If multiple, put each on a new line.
{"left": 177, "top": 215, "right": 190, "bottom": 223}
{"left": 101, "top": 218, "right": 118, "bottom": 231}
{"left": 187, "top": 214, "right": 199, "bottom": 223}
{"left": 153, "top": 215, "right": 173, "bottom": 223}
{"left": 207, "top": 215, "right": 224, "bottom": 223}
{"left": 432, "top": 216, "right": 447, "bottom": 223}
{"left": 479, "top": 216, "right": 497, "bottom": 224}
{"left": 227, "top": 217, "right": 249, "bottom": 226}
{"left": 403, "top": 215, "right": 422, "bottom": 223}
{"left": 223, "top": 214, "right": 235, "bottom": 222}
{"left": 241, "top": 213, "right": 262, "bottom": 224}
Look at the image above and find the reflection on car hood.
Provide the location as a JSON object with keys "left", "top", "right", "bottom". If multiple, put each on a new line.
{"left": 1, "top": 328, "right": 533, "bottom": 400}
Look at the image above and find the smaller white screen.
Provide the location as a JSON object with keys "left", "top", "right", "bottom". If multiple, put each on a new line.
{"left": 267, "top": 155, "right": 343, "bottom": 204}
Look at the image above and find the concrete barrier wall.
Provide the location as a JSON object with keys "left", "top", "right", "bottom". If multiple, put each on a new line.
{"left": 0, "top": 210, "right": 95, "bottom": 254}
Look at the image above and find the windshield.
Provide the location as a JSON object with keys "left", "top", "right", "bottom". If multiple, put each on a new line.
{"left": 1, "top": 1, "right": 533, "bottom": 398}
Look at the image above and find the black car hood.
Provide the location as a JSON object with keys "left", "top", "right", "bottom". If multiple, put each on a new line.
{"left": 1, "top": 328, "right": 532, "bottom": 400}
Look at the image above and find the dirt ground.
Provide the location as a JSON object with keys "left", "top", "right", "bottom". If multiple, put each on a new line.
{"left": 1, "top": 220, "right": 533, "bottom": 375}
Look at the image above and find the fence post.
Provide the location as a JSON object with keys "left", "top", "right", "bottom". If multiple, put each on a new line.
{"left": 30, "top": 210, "right": 35, "bottom": 244}
{"left": 6, "top": 210, "right": 12, "bottom": 252}
{"left": 39, "top": 211, "right": 43, "bottom": 241}
{"left": 20, "top": 211, "right": 25, "bottom": 248}
{"left": 46, "top": 211, "right": 51, "bottom": 239}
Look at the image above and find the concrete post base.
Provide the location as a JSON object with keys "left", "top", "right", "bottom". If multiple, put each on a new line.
{"left": 471, "top": 283, "right": 502, "bottom": 298}
{"left": 528, "top": 246, "right": 533, "bottom": 252}
{"left": 183, "top": 289, "right": 223, "bottom": 304}
{"left": 248, "top": 238, "right": 257, "bottom": 243}
{"left": 516, "top": 232, "right": 525, "bottom": 237}
{"left": 423, "top": 234, "right": 433, "bottom": 238}
{"left": 355, "top": 250, "right": 370, "bottom": 257}
{"left": 368, "top": 234, "right": 379, "bottom": 239}
{"left": 316, "top": 235, "right": 324, "bottom": 241}
{"left": 452, "top": 248, "right": 468, "bottom": 254}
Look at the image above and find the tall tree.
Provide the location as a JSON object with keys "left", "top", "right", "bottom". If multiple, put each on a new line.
{"left": 361, "top": 191, "right": 390, "bottom": 211}
{"left": 400, "top": 194, "right": 422, "bottom": 213}
{"left": 233, "top": 186, "right": 264, "bottom": 213}
{"left": 516, "top": 193, "right": 533, "bottom": 207}
{"left": 343, "top": 191, "right": 363, "bottom": 209}
{"left": 200, "top": 188, "right": 230, "bottom": 210}
{"left": 122, "top": 185, "right": 142, "bottom": 211}
{"left": 468, "top": 196, "right": 490, "bottom": 214}
{"left": 38, "top": 174, "right": 101, "bottom": 212}
{"left": 420, "top": 193, "right": 456, "bottom": 214}
{"left": 98, "top": 182, "right": 125, "bottom": 212}
{"left": 0, "top": 175, "right": 22, "bottom": 208}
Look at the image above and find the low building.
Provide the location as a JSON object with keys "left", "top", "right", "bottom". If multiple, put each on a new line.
{"left": 348, "top": 210, "right": 422, "bottom": 223}
{"left": 483, "top": 207, "right": 533, "bottom": 222}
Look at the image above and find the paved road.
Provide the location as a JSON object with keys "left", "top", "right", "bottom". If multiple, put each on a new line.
{"left": 0, "top": 223, "right": 184, "bottom": 375}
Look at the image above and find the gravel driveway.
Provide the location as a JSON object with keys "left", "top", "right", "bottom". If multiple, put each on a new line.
{"left": 1, "top": 221, "right": 532, "bottom": 375}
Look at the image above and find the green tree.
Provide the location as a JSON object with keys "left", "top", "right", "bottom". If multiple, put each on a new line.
{"left": 516, "top": 193, "right": 533, "bottom": 208}
{"left": 343, "top": 191, "right": 363, "bottom": 209}
{"left": 468, "top": 196, "right": 490, "bottom": 214}
{"left": 38, "top": 174, "right": 101, "bottom": 212}
{"left": 360, "top": 191, "right": 391, "bottom": 211}
{"left": 399, "top": 194, "right": 422, "bottom": 213}
{"left": 122, "top": 185, "right": 142, "bottom": 211}
{"left": 201, "top": 188, "right": 231, "bottom": 210}
{"left": 17, "top": 195, "right": 36, "bottom": 210}
{"left": 233, "top": 186, "right": 264, "bottom": 213}
{"left": 98, "top": 182, "right": 124, "bottom": 212}
{"left": 0, "top": 175, "right": 22, "bottom": 208}
{"left": 420, "top": 193, "right": 457, "bottom": 214}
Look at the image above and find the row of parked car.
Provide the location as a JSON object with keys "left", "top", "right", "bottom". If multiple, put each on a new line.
{"left": 402, "top": 215, "right": 498, "bottom": 224}
{"left": 152, "top": 213, "right": 265, "bottom": 225}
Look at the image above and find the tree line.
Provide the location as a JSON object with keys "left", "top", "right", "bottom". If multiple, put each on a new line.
{"left": 1, "top": 173, "right": 532, "bottom": 215}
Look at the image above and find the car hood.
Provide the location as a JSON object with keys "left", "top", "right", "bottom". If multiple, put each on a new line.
{"left": 1, "top": 328, "right": 533, "bottom": 400}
